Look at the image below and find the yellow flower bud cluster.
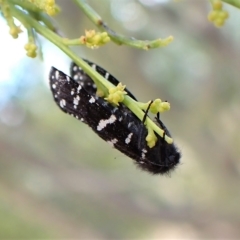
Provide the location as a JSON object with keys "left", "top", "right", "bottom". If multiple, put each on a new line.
{"left": 208, "top": 0, "right": 229, "bottom": 27}
{"left": 24, "top": 42, "right": 38, "bottom": 58}
{"left": 80, "top": 30, "right": 110, "bottom": 49}
{"left": 0, "top": 0, "right": 22, "bottom": 39}
{"left": 139, "top": 99, "right": 170, "bottom": 148}
{"left": 149, "top": 99, "right": 170, "bottom": 114}
{"left": 105, "top": 83, "right": 127, "bottom": 105}
{"left": 146, "top": 126, "right": 158, "bottom": 148}
{"left": 9, "top": 25, "right": 22, "bottom": 39}
{"left": 28, "top": 0, "right": 60, "bottom": 16}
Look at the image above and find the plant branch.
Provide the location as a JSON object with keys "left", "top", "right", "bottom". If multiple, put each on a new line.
{"left": 9, "top": 4, "right": 172, "bottom": 143}
{"left": 72, "top": 0, "right": 173, "bottom": 50}
{"left": 222, "top": 0, "right": 240, "bottom": 8}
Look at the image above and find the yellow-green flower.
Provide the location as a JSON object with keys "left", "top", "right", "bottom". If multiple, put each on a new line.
{"left": 208, "top": 0, "right": 229, "bottom": 27}
{"left": 105, "top": 83, "right": 127, "bottom": 105}
{"left": 146, "top": 126, "right": 158, "bottom": 148}
{"left": 80, "top": 30, "right": 110, "bottom": 48}
{"left": 25, "top": 42, "right": 38, "bottom": 58}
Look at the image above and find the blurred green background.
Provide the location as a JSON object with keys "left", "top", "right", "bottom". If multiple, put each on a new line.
{"left": 0, "top": 0, "right": 240, "bottom": 239}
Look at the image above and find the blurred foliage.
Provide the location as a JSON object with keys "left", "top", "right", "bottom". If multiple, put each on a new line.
{"left": 0, "top": 0, "right": 240, "bottom": 239}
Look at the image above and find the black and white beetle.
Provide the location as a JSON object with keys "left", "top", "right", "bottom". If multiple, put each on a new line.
{"left": 49, "top": 59, "right": 181, "bottom": 174}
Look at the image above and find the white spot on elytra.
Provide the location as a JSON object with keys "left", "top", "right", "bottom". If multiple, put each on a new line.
{"left": 128, "top": 122, "right": 133, "bottom": 128}
{"left": 73, "top": 66, "right": 78, "bottom": 71}
{"left": 73, "top": 95, "right": 80, "bottom": 106}
{"left": 109, "top": 115, "right": 117, "bottom": 124}
{"left": 107, "top": 138, "right": 118, "bottom": 147}
{"left": 91, "top": 64, "right": 96, "bottom": 71}
{"left": 71, "top": 89, "right": 75, "bottom": 95}
{"left": 52, "top": 83, "right": 56, "bottom": 89}
{"left": 89, "top": 96, "right": 95, "bottom": 103}
{"left": 59, "top": 99, "right": 66, "bottom": 108}
{"left": 77, "top": 85, "right": 82, "bottom": 93}
{"left": 55, "top": 70, "right": 59, "bottom": 79}
{"left": 97, "top": 114, "right": 117, "bottom": 131}
{"left": 73, "top": 75, "right": 78, "bottom": 80}
{"left": 101, "top": 101, "right": 108, "bottom": 107}
{"left": 105, "top": 72, "right": 109, "bottom": 79}
{"left": 66, "top": 76, "right": 70, "bottom": 82}
{"left": 141, "top": 148, "right": 147, "bottom": 159}
{"left": 125, "top": 133, "right": 133, "bottom": 144}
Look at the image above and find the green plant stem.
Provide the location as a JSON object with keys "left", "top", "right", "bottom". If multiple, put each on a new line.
{"left": 222, "top": 0, "right": 240, "bottom": 8}
{"left": 73, "top": 0, "right": 102, "bottom": 24}
{"left": 10, "top": 0, "right": 40, "bottom": 12}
